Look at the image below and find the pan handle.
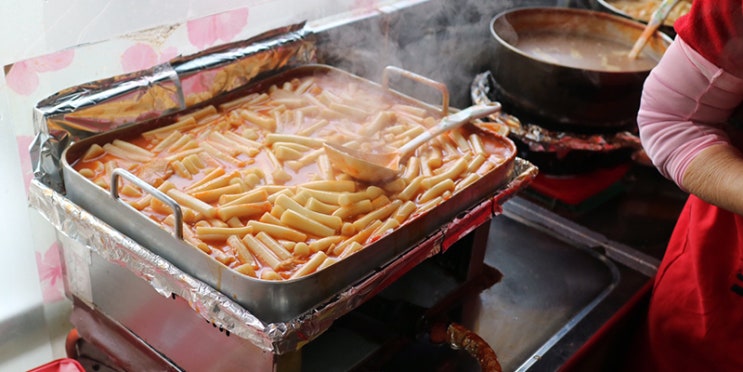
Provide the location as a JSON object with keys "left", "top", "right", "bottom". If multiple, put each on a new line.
{"left": 382, "top": 66, "right": 450, "bottom": 117}
{"left": 110, "top": 168, "right": 184, "bottom": 240}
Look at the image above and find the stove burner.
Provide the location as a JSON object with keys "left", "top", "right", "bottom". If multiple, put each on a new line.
{"left": 471, "top": 71, "right": 644, "bottom": 176}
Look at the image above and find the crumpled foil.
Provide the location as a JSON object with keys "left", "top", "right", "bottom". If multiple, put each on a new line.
{"left": 32, "top": 22, "right": 315, "bottom": 193}
{"left": 28, "top": 159, "right": 537, "bottom": 354}
{"left": 26, "top": 21, "right": 539, "bottom": 355}
{"left": 470, "top": 71, "right": 643, "bottom": 155}
{"left": 29, "top": 178, "right": 273, "bottom": 348}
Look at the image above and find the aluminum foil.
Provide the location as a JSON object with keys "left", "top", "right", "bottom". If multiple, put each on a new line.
{"left": 470, "top": 71, "right": 643, "bottom": 155}
{"left": 28, "top": 158, "right": 537, "bottom": 354}
{"left": 25, "top": 21, "right": 540, "bottom": 354}
{"left": 32, "top": 22, "right": 316, "bottom": 193}
{"left": 28, "top": 178, "right": 273, "bottom": 350}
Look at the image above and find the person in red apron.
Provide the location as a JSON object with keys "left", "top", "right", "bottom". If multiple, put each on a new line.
{"left": 636, "top": 1, "right": 743, "bottom": 370}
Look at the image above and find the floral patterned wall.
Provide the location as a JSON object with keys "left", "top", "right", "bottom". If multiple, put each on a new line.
{"left": 0, "top": 0, "right": 406, "bottom": 369}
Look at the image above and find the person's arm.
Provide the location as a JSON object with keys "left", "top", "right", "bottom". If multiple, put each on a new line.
{"left": 682, "top": 144, "right": 743, "bottom": 214}
{"left": 638, "top": 37, "right": 743, "bottom": 214}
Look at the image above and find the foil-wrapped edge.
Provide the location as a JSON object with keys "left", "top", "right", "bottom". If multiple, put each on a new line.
{"left": 27, "top": 158, "right": 537, "bottom": 354}
{"left": 28, "top": 178, "right": 274, "bottom": 351}
{"left": 268, "top": 159, "right": 538, "bottom": 351}
{"left": 31, "top": 22, "right": 316, "bottom": 194}
{"left": 23, "top": 21, "right": 540, "bottom": 353}
{"left": 470, "top": 71, "right": 643, "bottom": 154}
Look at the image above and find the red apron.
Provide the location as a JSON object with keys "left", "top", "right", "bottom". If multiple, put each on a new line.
{"left": 642, "top": 194, "right": 743, "bottom": 370}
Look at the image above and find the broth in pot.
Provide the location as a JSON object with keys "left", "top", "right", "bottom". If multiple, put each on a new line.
{"left": 489, "top": 7, "right": 672, "bottom": 132}
{"left": 514, "top": 31, "right": 660, "bottom": 72}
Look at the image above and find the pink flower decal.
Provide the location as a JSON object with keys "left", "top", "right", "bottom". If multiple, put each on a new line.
{"left": 181, "top": 69, "right": 218, "bottom": 97}
{"left": 5, "top": 49, "right": 75, "bottom": 96}
{"left": 35, "top": 242, "right": 64, "bottom": 303}
{"left": 187, "top": 7, "right": 250, "bottom": 50}
{"left": 16, "top": 135, "right": 34, "bottom": 194}
{"left": 121, "top": 43, "right": 179, "bottom": 73}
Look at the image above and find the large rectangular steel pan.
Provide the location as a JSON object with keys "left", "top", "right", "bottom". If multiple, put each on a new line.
{"left": 61, "top": 64, "right": 517, "bottom": 323}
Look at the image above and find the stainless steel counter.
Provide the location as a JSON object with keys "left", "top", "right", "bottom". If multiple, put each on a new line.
{"left": 68, "top": 191, "right": 668, "bottom": 371}
{"left": 292, "top": 195, "right": 660, "bottom": 371}
{"left": 277, "top": 0, "right": 684, "bottom": 367}
{"left": 492, "top": 197, "right": 656, "bottom": 370}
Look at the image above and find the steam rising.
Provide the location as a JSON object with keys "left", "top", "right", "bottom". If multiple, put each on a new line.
{"left": 314, "top": 0, "right": 588, "bottom": 108}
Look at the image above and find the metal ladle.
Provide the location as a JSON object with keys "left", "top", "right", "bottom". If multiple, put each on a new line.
{"left": 324, "top": 102, "right": 502, "bottom": 184}
{"left": 628, "top": 0, "right": 680, "bottom": 59}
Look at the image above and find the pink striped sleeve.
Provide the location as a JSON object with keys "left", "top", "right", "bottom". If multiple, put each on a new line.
{"left": 638, "top": 37, "right": 743, "bottom": 187}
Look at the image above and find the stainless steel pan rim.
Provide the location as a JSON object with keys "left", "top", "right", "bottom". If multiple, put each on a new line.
{"left": 61, "top": 64, "right": 518, "bottom": 323}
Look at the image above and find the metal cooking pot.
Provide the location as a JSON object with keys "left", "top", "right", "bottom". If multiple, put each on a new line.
{"left": 489, "top": 7, "right": 672, "bottom": 133}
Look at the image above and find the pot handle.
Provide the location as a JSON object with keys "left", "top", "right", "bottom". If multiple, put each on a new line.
{"left": 110, "top": 168, "right": 184, "bottom": 240}
{"left": 382, "top": 66, "right": 450, "bottom": 117}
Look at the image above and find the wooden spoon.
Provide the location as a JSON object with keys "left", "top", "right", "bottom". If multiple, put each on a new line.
{"left": 628, "top": 0, "right": 680, "bottom": 59}
{"left": 324, "top": 102, "right": 502, "bottom": 184}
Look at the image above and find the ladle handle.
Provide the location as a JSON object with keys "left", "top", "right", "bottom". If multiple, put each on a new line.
{"left": 398, "top": 102, "right": 502, "bottom": 158}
